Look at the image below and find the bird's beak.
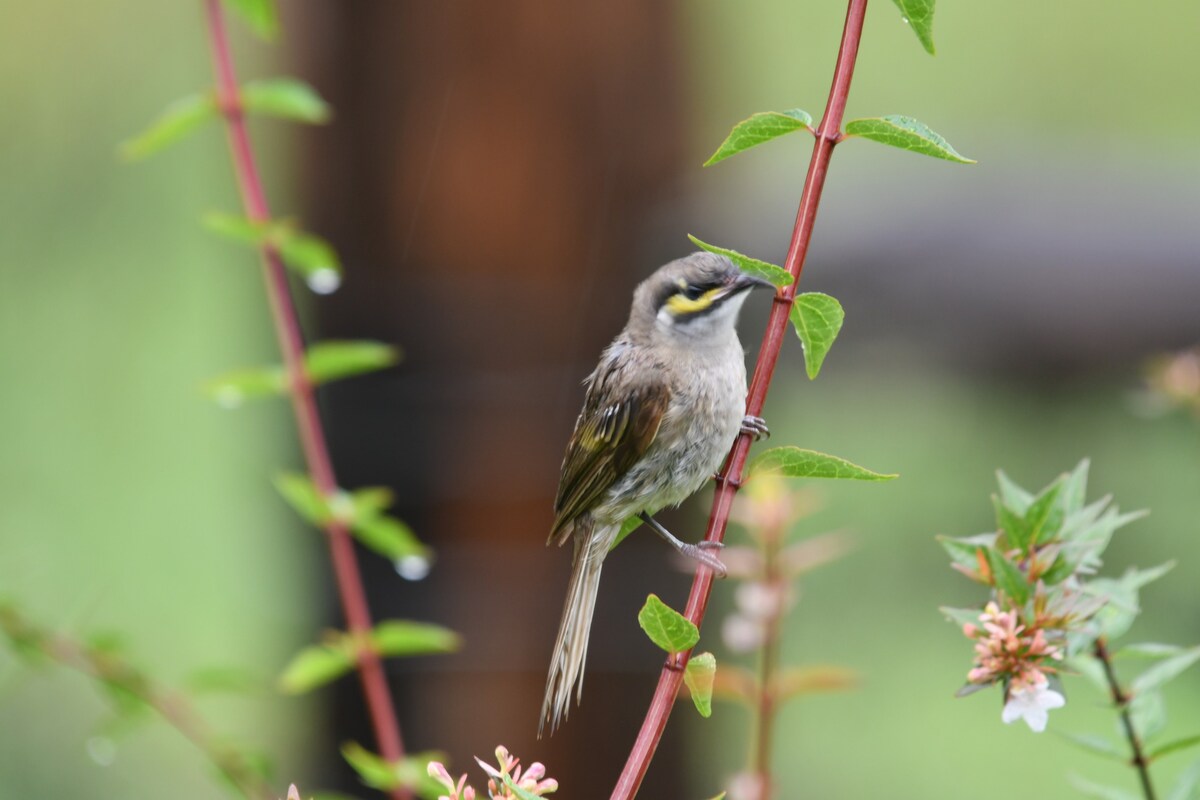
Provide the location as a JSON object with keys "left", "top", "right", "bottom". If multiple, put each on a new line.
{"left": 727, "top": 272, "right": 776, "bottom": 296}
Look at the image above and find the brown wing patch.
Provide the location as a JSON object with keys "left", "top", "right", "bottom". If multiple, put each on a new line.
{"left": 549, "top": 381, "right": 670, "bottom": 545}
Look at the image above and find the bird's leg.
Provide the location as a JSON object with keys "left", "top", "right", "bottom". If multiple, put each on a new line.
{"left": 638, "top": 512, "right": 727, "bottom": 578}
{"left": 741, "top": 415, "right": 770, "bottom": 441}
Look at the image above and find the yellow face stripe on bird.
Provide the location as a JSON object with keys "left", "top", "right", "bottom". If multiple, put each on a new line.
{"left": 665, "top": 286, "right": 723, "bottom": 316}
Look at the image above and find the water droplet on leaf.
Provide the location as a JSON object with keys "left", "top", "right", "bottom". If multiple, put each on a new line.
{"left": 307, "top": 268, "right": 341, "bottom": 295}
{"left": 86, "top": 736, "right": 117, "bottom": 766}
{"left": 395, "top": 555, "right": 430, "bottom": 581}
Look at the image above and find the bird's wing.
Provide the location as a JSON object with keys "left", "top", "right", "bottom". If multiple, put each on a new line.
{"left": 549, "top": 379, "right": 670, "bottom": 544}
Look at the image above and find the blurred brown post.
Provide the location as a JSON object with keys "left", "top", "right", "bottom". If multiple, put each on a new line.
{"left": 291, "top": 2, "right": 689, "bottom": 796}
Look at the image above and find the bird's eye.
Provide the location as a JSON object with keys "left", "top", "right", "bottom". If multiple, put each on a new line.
{"left": 683, "top": 284, "right": 706, "bottom": 300}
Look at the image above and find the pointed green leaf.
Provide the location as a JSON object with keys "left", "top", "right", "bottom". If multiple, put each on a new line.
{"left": 789, "top": 292, "right": 845, "bottom": 379}
{"left": 1168, "top": 757, "right": 1200, "bottom": 800}
{"left": 121, "top": 92, "right": 219, "bottom": 161}
{"left": 1132, "top": 646, "right": 1200, "bottom": 695}
{"left": 368, "top": 621, "right": 460, "bottom": 659}
{"left": 687, "top": 235, "right": 793, "bottom": 288}
{"left": 985, "top": 547, "right": 1030, "bottom": 606}
{"left": 1067, "top": 775, "right": 1141, "bottom": 800}
{"left": 844, "top": 115, "right": 975, "bottom": 163}
{"left": 353, "top": 515, "right": 428, "bottom": 562}
{"left": 748, "top": 447, "right": 897, "bottom": 481}
{"left": 279, "top": 639, "right": 356, "bottom": 694}
{"left": 937, "top": 534, "right": 991, "bottom": 570}
{"left": 611, "top": 514, "right": 645, "bottom": 550}
{"left": 889, "top": 0, "right": 936, "bottom": 54}
{"left": 993, "top": 494, "right": 1030, "bottom": 551}
{"left": 1026, "top": 482, "right": 1065, "bottom": 547}
{"left": 704, "top": 109, "right": 813, "bottom": 166}
{"left": 204, "top": 366, "right": 287, "bottom": 407}
{"left": 241, "top": 78, "right": 331, "bottom": 124}
{"left": 221, "top": 0, "right": 279, "bottom": 40}
{"left": 1060, "top": 459, "right": 1091, "bottom": 514}
{"left": 638, "top": 594, "right": 699, "bottom": 654}
{"left": 203, "top": 211, "right": 273, "bottom": 245}
{"left": 1150, "top": 734, "right": 1200, "bottom": 762}
{"left": 1117, "top": 643, "right": 1186, "bottom": 659}
{"left": 274, "top": 472, "right": 331, "bottom": 526}
{"left": 305, "top": 341, "right": 400, "bottom": 384}
{"left": 1059, "top": 732, "right": 1126, "bottom": 761}
{"left": 684, "top": 652, "right": 716, "bottom": 718}
{"left": 996, "top": 470, "right": 1034, "bottom": 515}
{"left": 495, "top": 773, "right": 542, "bottom": 800}
{"left": 279, "top": 232, "right": 343, "bottom": 294}
{"left": 341, "top": 742, "right": 401, "bottom": 791}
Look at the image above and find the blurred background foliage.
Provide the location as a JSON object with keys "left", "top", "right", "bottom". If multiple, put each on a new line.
{"left": 0, "top": 1, "right": 1197, "bottom": 799}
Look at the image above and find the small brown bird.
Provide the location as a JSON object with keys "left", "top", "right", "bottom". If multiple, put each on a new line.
{"left": 540, "top": 251, "right": 771, "bottom": 735}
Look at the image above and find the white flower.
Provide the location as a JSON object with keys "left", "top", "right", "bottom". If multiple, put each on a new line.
{"left": 1001, "top": 680, "right": 1065, "bottom": 732}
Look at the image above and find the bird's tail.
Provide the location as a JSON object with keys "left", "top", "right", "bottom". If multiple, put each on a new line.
{"left": 540, "top": 521, "right": 617, "bottom": 737}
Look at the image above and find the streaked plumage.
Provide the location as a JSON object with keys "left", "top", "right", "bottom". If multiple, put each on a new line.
{"left": 541, "top": 251, "right": 770, "bottom": 735}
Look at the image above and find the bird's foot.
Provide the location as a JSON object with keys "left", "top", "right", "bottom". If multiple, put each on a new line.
{"left": 741, "top": 415, "right": 770, "bottom": 441}
{"left": 676, "top": 540, "right": 728, "bottom": 578}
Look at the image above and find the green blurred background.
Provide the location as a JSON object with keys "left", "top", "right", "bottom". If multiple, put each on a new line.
{"left": 1, "top": 1, "right": 1197, "bottom": 799}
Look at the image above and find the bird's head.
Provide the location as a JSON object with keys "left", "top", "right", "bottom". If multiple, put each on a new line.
{"left": 630, "top": 252, "right": 775, "bottom": 345}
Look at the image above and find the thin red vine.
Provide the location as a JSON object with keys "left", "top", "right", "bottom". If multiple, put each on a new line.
{"left": 610, "top": 1, "right": 869, "bottom": 796}
{"left": 201, "top": 2, "right": 409, "bottom": 797}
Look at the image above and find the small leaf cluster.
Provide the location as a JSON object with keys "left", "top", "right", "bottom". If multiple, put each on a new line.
{"left": 940, "top": 461, "right": 1152, "bottom": 659}
{"left": 942, "top": 462, "right": 1200, "bottom": 798}
{"left": 638, "top": 595, "right": 716, "bottom": 719}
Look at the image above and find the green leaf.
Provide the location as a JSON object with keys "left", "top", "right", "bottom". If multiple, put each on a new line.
{"left": 638, "top": 594, "right": 699, "bottom": 654}
{"left": 889, "top": 0, "right": 936, "bottom": 54}
{"left": 1132, "top": 646, "right": 1200, "bottom": 695}
{"left": 1168, "top": 758, "right": 1200, "bottom": 800}
{"left": 1060, "top": 459, "right": 1092, "bottom": 515}
{"left": 274, "top": 472, "right": 332, "bottom": 526}
{"left": 937, "top": 534, "right": 992, "bottom": 570}
{"left": 341, "top": 742, "right": 401, "bottom": 791}
{"left": 204, "top": 366, "right": 287, "bottom": 407}
{"left": 748, "top": 447, "right": 897, "bottom": 481}
{"left": 687, "top": 235, "right": 793, "bottom": 288}
{"left": 1150, "top": 734, "right": 1200, "bottom": 762}
{"left": 279, "top": 232, "right": 343, "bottom": 294}
{"left": 996, "top": 470, "right": 1034, "bottom": 515}
{"left": 241, "top": 78, "right": 331, "bottom": 124}
{"left": 611, "top": 514, "right": 645, "bottom": 550}
{"left": 1118, "top": 643, "right": 1186, "bottom": 659}
{"left": 985, "top": 548, "right": 1030, "bottom": 606}
{"left": 1067, "top": 654, "right": 1110, "bottom": 693}
{"left": 703, "top": 109, "right": 813, "bottom": 166}
{"left": 221, "top": 0, "right": 279, "bottom": 40}
{"left": 305, "top": 341, "right": 400, "bottom": 385}
{"left": 843, "top": 115, "right": 975, "bottom": 164}
{"left": 353, "top": 515, "right": 428, "bottom": 563}
{"left": 1130, "top": 689, "right": 1167, "bottom": 741}
{"left": 1059, "top": 732, "right": 1126, "bottom": 761}
{"left": 789, "top": 293, "right": 845, "bottom": 379}
{"left": 203, "top": 211, "right": 272, "bottom": 245}
{"left": 1026, "top": 482, "right": 1065, "bottom": 547}
{"left": 992, "top": 494, "right": 1030, "bottom": 551}
{"left": 121, "top": 92, "right": 218, "bottom": 161}
{"left": 368, "top": 621, "right": 460, "bottom": 659}
{"left": 684, "top": 652, "right": 716, "bottom": 718}
{"left": 496, "top": 774, "right": 543, "bottom": 800}
{"left": 1067, "top": 774, "right": 1141, "bottom": 800}
{"left": 279, "top": 639, "right": 356, "bottom": 694}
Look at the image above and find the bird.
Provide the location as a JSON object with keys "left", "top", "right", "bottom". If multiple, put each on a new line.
{"left": 540, "top": 250, "right": 772, "bottom": 736}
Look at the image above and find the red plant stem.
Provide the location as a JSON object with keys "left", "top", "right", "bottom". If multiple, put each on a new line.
{"left": 1095, "top": 638, "right": 1157, "bottom": 800}
{"left": 201, "top": 3, "right": 409, "bottom": 796}
{"left": 610, "top": 1, "right": 868, "bottom": 797}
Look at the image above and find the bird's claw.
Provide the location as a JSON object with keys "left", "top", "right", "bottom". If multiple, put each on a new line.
{"left": 741, "top": 415, "right": 770, "bottom": 442}
{"left": 679, "top": 541, "right": 728, "bottom": 578}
